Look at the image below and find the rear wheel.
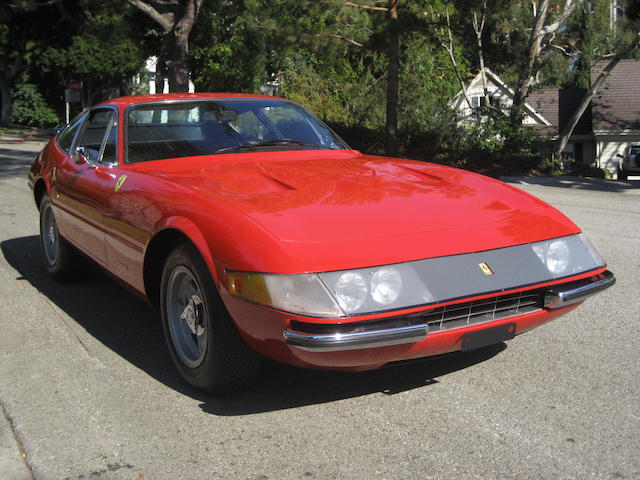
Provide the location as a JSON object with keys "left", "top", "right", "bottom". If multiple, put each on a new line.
{"left": 39, "top": 194, "right": 77, "bottom": 280}
{"left": 160, "top": 244, "right": 261, "bottom": 394}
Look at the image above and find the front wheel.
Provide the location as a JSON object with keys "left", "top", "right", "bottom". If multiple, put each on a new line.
{"left": 160, "top": 244, "right": 261, "bottom": 394}
{"left": 39, "top": 194, "right": 77, "bottom": 280}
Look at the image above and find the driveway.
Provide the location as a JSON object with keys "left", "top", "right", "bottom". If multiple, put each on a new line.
{"left": 1, "top": 142, "right": 638, "bottom": 480}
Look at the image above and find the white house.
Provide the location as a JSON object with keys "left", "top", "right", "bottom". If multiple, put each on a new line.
{"left": 452, "top": 62, "right": 640, "bottom": 177}
{"left": 450, "top": 68, "right": 552, "bottom": 128}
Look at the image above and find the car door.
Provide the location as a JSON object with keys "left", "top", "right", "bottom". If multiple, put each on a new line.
{"left": 52, "top": 107, "right": 119, "bottom": 265}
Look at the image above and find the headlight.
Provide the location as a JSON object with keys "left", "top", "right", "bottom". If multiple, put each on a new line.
{"left": 334, "top": 272, "right": 368, "bottom": 312}
{"left": 531, "top": 234, "right": 604, "bottom": 277}
{"left": 320, "top": 264, "right": 429, "bottom": 315}
{"left": 546, "top": 239, "right": 570, "bottom": 274}
{"left": 371, "top": 267, "right": 402, "bottom": 305}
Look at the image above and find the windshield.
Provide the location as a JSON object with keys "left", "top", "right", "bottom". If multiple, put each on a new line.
{"left": 126, "top": 99, "right": 349, "bottom": 162}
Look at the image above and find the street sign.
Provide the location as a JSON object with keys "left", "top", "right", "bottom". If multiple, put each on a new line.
{"left": 64, "top": 89, "right": 81, "bottom": 103}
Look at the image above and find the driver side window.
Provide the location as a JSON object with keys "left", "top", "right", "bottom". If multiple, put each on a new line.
{"left": 75, "top": 109, "right": 117, "bottom": 164}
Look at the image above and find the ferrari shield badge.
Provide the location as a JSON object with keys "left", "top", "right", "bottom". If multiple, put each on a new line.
{"left": 114, "top": 175, "right": 127, "bottom": 192}
{"left": 479, "top": 262, "right": 494, "bottom": 275}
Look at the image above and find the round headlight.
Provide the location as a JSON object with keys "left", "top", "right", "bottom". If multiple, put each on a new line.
{"left": 546, "top": 240, "right": 570, "bottom": 274}
{"left": 334, "top": 272, "right": 367, "bottom": 312}
{"left": 371, "top": 267, "right": 402, "bottom": 305}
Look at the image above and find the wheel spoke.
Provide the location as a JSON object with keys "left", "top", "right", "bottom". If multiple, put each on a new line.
{"left": 166, "top": 266, "right": 208, "bottom": 368}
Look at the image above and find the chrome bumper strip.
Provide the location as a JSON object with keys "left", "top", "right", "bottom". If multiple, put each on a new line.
{"left": 283, "top": 323, "right": 428, "bottom": 352}
{"left": 544, "top": 270, "right": 615, "bottom": 309}
{"left": 285, "top": 270, "right": 615, "bottom": 351}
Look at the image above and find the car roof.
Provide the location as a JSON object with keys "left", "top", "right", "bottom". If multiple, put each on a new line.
{"left": 99, "top": 92, "right": 288, "bottom": 108}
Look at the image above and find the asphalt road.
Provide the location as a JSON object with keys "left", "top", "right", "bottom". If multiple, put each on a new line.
{"left": 1, "top": 142, "right": 638, "bottom": 480}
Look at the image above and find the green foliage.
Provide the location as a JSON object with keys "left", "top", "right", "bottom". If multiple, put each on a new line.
{"left": 3, "top": 0, "right": 638, "bottom": 175}
{"left": 10, "top": 83, "right": 58, "bottom": 127}
{"left": 36, "top": 3, "right": 148, "bottom": 106}
{"left": 401, "top": 116, "right": 546, "bottom": 176}
{"left": 565, "top": 161, "right": 612, "bottom": 179}
{"left": 190, "top": 0, "right": 261, "bottom": 92}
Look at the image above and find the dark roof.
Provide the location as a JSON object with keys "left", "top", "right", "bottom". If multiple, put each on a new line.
{"left": 591, "top": 59, "right": 640, "bottom": 132}
{"left": 528, "top": 88, "right": 592, "bottom": 136}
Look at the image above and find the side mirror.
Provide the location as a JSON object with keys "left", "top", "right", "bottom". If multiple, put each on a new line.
{"left": 616, "top": 153, "right": 623, "bottom": 158}
{"left": 73, "top": 146, "right": 90, "bottom": 164}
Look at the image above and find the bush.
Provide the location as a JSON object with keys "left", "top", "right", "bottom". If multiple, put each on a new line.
{"left": 327, "top": 122, "right": 385, "bottom": 156}
{"left": 327, "top": 110, "right": 548, "bottom": 177}
{"left": 10, "top": 83, "right": 59, "bottom": 127}
{"left": 565, "top": 161, "right": 611, "bottom": 179}
{"left": 400, "top": 114, "right": 545, "bottom": 176}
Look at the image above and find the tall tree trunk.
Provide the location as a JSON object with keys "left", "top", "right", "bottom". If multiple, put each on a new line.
{"left": 385, "top": 0, "right": 399, "bottom": 157}
{"left": 472, "top": 3, "right": 490, "bottom": 107}
{"left": 156, "top": 50, "right": 167, "bottom": 94}
{"left": 510, "top": 0, "right": 550, "bottom": 127}
{"left": 126, "top": 0, "right": 202, "bottom": 93}
{"left": 510, "top": 0, "right": 577, "bottom": 127}
{"left": 166, "top": 31, "right": 191, "bottom": 92}
{"left": 435, "top": 5, "right": 474, "bottom": 111}
{"left": 0, "top": 77, "right": 12, "bottom": 125}
{"left": 553, "top": 30, "right": 640, "bottom": 159}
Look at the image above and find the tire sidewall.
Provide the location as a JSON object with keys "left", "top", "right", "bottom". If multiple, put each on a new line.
{"left": 39, "top": 196, "right": 62, "bottom": 276}
{"left": 160, "top": 244, "right": 253, "bottom": 392}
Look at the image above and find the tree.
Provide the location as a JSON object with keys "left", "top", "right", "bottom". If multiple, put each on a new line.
{"left": 383, "top": 0, "right": 399, "bottom": 156}
{"left": 37, "top": 4, "right": 149, "bottom": 108}
{"left": 0, "top": 1, "right": 62, "bottom": 124}
{"left": 126, "top": 0, "right": 203, "bottom": 92}
{"left": 509, "top": 0, "right": 579, "bottom": 127}
{"left": 553, "top": 20, "right": 640, "bottom": 158}
{"left": 0, "top": 21, "right": 26, "bottom": 124}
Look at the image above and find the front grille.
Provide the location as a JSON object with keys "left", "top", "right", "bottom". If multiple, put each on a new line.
{"left": 424, "top": 290, "right": 543, "bottom": 332}
{"left": 289, "top": 289, "right": 544, "bottom": 336}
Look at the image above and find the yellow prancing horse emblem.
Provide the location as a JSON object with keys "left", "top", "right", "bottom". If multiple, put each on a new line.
{"left": 479, "top": 262, "right": 494, "bottom": 275}
{"left": 114, "top": 175, "right": 127, "bottom": 192}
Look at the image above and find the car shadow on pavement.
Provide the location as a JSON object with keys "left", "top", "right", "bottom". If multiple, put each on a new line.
{"left": 0, "top": 147, "right": 39, "bottom": 179}
{"left": 2, "top": 235, "right": 506, "bottom": 415}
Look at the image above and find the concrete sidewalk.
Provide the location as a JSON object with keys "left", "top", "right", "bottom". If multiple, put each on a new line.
{"left": 1, "top": 404, "right": 33, "bottom": 480}
{"left": 0, "top": 130, "right": 53, "bottom": 144}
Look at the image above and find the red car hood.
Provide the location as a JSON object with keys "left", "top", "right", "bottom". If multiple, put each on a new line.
{"left": 133, "top": 150, "right": 579, "bottom": 268}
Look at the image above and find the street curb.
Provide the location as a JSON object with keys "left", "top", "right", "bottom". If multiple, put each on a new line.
{"left": 0, "top": 137, "right": 26, "bottom": 144}
{"left": 0, "top": 404, "right": 35, "bottom": 480}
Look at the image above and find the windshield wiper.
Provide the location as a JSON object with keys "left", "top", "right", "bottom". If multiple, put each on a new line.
{"left": 216, "top": 139, "right": 333, "bottom": 153}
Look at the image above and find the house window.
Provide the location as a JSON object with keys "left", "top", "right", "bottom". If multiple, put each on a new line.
{"left": 471, "top": 95, "right": 500, "bottom": 110}
{"left": 471, "top": 96, "right": 485, "bottom": 108}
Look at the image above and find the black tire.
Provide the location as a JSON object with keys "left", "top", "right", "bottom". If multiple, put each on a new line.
{"left": 39, "top": 194, "right": 77, "bottom": 281}
{"left": 160, "top": 243, "right": 261, "bottom": 394}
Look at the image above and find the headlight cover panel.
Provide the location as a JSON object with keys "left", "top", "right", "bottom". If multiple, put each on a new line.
{"left": 319, "top": 234, "right": 605, "bottom": 316}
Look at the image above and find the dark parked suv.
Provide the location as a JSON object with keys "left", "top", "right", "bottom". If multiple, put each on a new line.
{"left": 617, "top": 143, "right": 640, "bottom": 181}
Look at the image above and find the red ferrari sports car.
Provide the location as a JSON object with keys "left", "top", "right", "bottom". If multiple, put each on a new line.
{"left": 29, "top": 93, "right": 615, "bottom": 393}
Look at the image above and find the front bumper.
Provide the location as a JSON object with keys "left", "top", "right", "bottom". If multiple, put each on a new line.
{"left": 283, "top": 270, "right": 615, "bottom": 352}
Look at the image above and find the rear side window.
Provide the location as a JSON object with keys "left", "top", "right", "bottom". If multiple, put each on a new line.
{"left": 56, "top": 117, "right": 83, "bottom": 153}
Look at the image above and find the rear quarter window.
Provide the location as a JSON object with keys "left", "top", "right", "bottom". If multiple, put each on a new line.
{"left": 56, "top": 118, "right": 83, "bottom": 153}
